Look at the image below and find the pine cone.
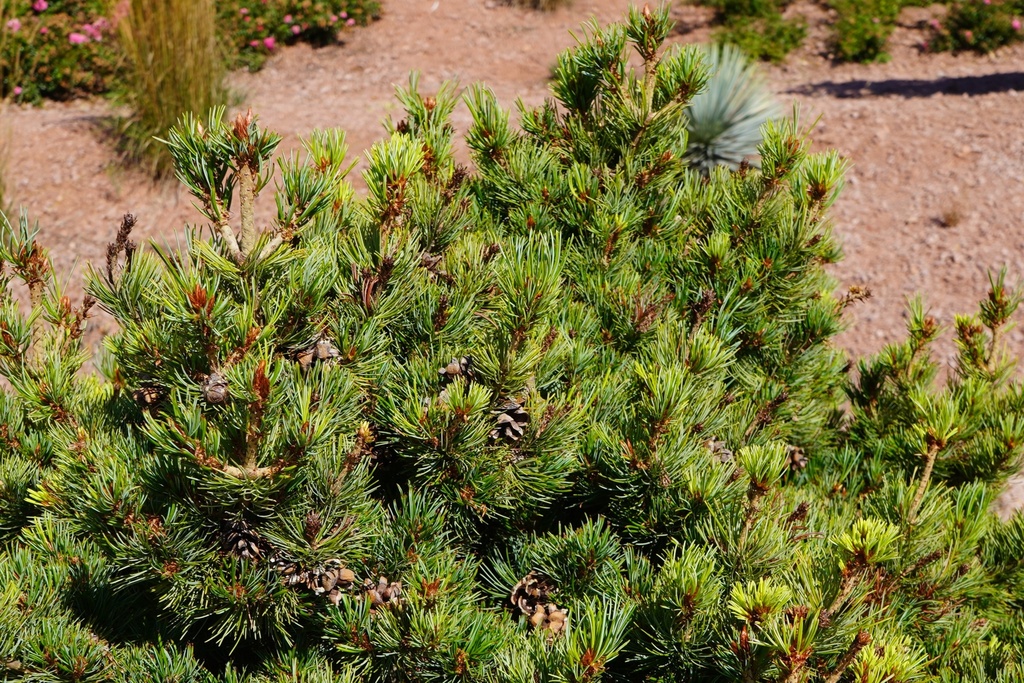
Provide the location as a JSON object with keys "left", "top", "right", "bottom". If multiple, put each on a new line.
{"left": 271, "top": 557, "right": 357, "bottom": 604}
{"left": 530, "top": 603, "right": 568, "bottom": 636}
{"left": 297, "top": 339, "right": 341, "bottom": 369}
{"left": 706, "top": 437, "right": 733, "bottom": 464}
{"left": 512, "top": 572, "right": 566, "bottom": 636}
{"left": 364, "top": 576, "right": 404, "bottom": 609}
{"left": 510, "top": 571, "right": 554, "bottom": 615}
{"left": 490, "top": 400, "right": 530, "bottom": 442}
{"left": 221, "top": 519, "right": 265, "bottom": 561}
{"left": 304, "top": 510, "right": 323, "bottom": 542}
{"left": 438, "top": 356, "right": 474, "bottom": 384}
{"left": 319, "top": 566, "right": 357, "bottom": 594}
{"left": 271, "top": 558, "right": 301, "bottom": 580}
{"left": 420, "top": 252, "right": 443, "bottom": 272}
{"left": 314, "top": 339, "right": 341, "bottom": 361}
{"left": 132, "top": 385, "right": 164, "bottom": 408}
{"left": 787, "top": 445, "right": 808, "bottom": 471}
{"left": 202, "top": 372, "right": 229, "bottom": 404}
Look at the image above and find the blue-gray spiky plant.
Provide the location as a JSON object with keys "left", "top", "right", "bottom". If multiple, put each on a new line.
{"left": 685, "top": 43, "right": 780, "bottom": 173}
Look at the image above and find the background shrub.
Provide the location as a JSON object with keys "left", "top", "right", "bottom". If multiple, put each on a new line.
{"left": 830, "top": 0, "right": 901, "bottom": 61}
{"left": 0, "top": 0, "right": 380, "bottom": 102}
{"left": 699, "top": 0, "right": 808, "bottom": 62}
{"left": 0, "top": 0, "right": 120, "bottom": 102}
{"left": 715, "top": 13, "right": 808, "bottom": 63}
{"left": 503, "top": 0, "right": 575, "bottom": 9}
{"left": 930, "top": 0, "right": 1023, "bottom": 52}
{"left": 220, "top": 0, "right": 380, "bottom": 71}
{"left": 706, "top": 0, "right": 785, "bottom": 18}
{"left": 116, "top": 0, "right": 226, "bottom": 176}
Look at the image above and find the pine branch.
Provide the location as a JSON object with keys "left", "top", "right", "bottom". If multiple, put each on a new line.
{"left": 738, "top": 481, "right": 768, "bottom": 548}
{"left": 824, "top": 631, "right": 870, "bottom": 683}
{"left": 825, "top": 568, "right": 860, "bottom": 616}
{"left": 244, "top": 360, "right": 270, "bottom": 476}
{"left": 215, "top": 215, "right": 244, "bottom": 264}
{"left": 221, "top": 464, "right": 277, "bottom": 479}
{"left": 256, "top": 235, "right": 285, "bottom": 262}
{"left": 237, "top": 165, "right": 257, "bottom": 256}
{"left": 908, "top": 440, "right": 940, "bottom": 526}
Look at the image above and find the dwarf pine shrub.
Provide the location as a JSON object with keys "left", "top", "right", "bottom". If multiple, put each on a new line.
{"left": 1, "top": 5, "right": 1023, "bottom": 682}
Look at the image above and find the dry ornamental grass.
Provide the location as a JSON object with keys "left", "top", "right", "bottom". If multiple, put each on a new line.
{"left": 117, "top": 0, "right": 227, "bottom": 176}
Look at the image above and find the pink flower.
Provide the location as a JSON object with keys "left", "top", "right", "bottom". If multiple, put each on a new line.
{"left": 345, "top": 17, "right": 355, "bottom": 26}
{"left": 329, "top": 14, "right": 338, "bottom": 23}
{"left": 263, "top": 36, "right": 276, "bottom": 49}
{"left": 1014, "top": 18, "right": 1022, "bottom": 30}
{"left": 929, "top": 18, "right": 940, "bottom": 29}
{"left": 32, "top": 0, "right": 47, "bottom": 11}
{"left": 13, "top": 86, "right": 23, "bottom": 96}
{"left": 983, "top": 0, "right": 990, "bottom": 4}
{"left": 249, "top": 39, "right": 259, "bottom": 47}
{"left": 82, "top": 23, "right": 103, "bottom": 41}
{"left": 243, "top": 15, "right": 250, "bottom": 21}
{"left": 68, "top": 32, "right": 88, "bottom": 44}
{"left": 39, "top": 26, "right": 49, "bottom": 34}
{"left": 5, "top": 18, "right": 21, "bottom": 32}
{"left": 340, "top": 11, "right": 348, "bottom": 19}
{"left": 239, "top": 7, "right": 248, "bottom": 13}
{"left": 283, "top": 14, "right": 293, "bottom": 23}
{"left": 964, "top": 29, "right": 974, "bottom": 41}
{"left": 291, "top": 24, "right": 300, "bottom": 34}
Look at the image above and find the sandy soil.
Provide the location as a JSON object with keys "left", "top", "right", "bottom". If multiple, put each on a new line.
{"left": 2, "top": 0, "right": 1024, "bottom": 512}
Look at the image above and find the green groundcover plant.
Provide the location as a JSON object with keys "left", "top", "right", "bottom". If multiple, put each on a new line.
{"left": 1, "top": 5, "right": 1023, "bottom": 682}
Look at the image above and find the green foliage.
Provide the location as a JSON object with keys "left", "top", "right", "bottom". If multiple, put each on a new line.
{"left": 715, "top": 13, "right": 808, "bottom": 64}
{"left": 930, "top": 0, "right": 1023, "bottom": 53}
{"left": 1, "top": 6, "right": 1024, "bottom": 683}
{"left": 705, "top": 0, "right": 784, "bottom": 19}
{"left": 219, "top": 0, "right": 379, "bottom": 72}
{"left": 683, "top": 43, "right": 780, "bottom": 173}
{"left": 700, "top": 0, "right": 808, "bottom": 63}
{"left": 503, "top": 0, "right": 574, "bottom": 10}
{"left": 830, "top": 0, "right": 902, "bottom": 62}
{"left": 115, "top": 0, "right": 227, "bottom": 177}
{"left": 0, "top": 0, "right": 120, "bottom": 102}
